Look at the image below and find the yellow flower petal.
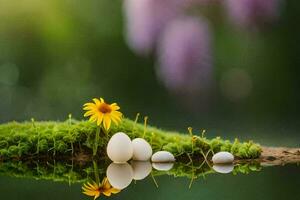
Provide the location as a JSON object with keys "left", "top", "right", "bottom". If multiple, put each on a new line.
{"left": 110, "top": 116, "right": 119, "bottom": 125}
{"left": 96, "top": 113, "right": 104, "bottom": 126}
{"left": 89, "top": 114, "right": 98, "bottom": 122}
{"left": 83, "top": 106, "right": 96, "bottom": 111}
{"left": 110, "top": 103, "right": 120, "bottom": 111}
{"left": 111, "top": 111, "right": 122, "bottom": 119}
{"left": 92, "top": 182, "right": 99, "bottom": 188}
{"left": 84, "top": 110, "right": 95, "bottom": 117}
{"left": 85, "top": 182, "right": 97, "bottom": 190}
{"left": 83, "top": 190, "right": 98, "bottom": 196}
{"left": 94, "top": 193, "right": 100, "bottom": 200}
{"left": 82, "top": 181, "right": 101, "bottom": 199}
{"left": 112, "top": 110, "right": 122, "bottom": 117}
{"left": 110, "top": 188, "right": 121, "bottom": 194}
{"left": 102, "top": 191, "right": 112, "bottom": 197}
{"left": 82, "top": 185, "right": 93, "bottom": 191}
{"left": 83, "top": 103, "right": 96, "bottom": 107}
{"left": 93, "top": 98, "right": 101, "bottom": 105}
{"left": 101, "top": 177, "right": 111, "bottom": 190}
{"left": 103, "top": 115, "right": 111, "bottom": 130}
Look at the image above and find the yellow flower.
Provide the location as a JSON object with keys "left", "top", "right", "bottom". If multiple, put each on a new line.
{"left": 82, "top": 177, "right": 120, "bottom": 199}
{"left": 83, "top": 98, "right": 122, "bottom": 130}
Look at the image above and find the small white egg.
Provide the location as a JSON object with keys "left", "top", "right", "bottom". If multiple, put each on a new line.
{"left": 213, "top": 164, "right": 234, "bottom": 174}
{"left": 131, "top": 161, "right": 152, "bottom": 180}
{"left": 107, "top": 132, "right": 133, "bottom": 163}
{"left": 106, "top": 162, "right": 133, "bottom": 190}
{"left": 152, "top": 163, "right": 174, "bottom": 171}
{"left": 212, "top": 151, "right": 234, "bottom": 164}
{"left": 151, "top": 151, "right": 175, "bottom": 163}
{"left": 132, "top": 138, "right": 153, "bottom": 161}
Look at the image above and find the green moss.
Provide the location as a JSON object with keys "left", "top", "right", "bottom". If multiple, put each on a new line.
{"left": 0, "top": 118, "right": 262, "bottom": 160}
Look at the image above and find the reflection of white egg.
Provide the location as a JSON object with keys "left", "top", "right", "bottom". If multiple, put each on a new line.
{"left": 131, "top": 161, "right": 152, "bottom": 180}
{"left": 106, "top": 162, "right": 133, "bottom": 190}
{"left": 212, "top": 151, "right": 234, "bottom": 164}
{"left": 152, "top": 163, "right": 174, "bottom": 171}
{"left": 107, "top": 132, "right": 133, "bottom": 163}
{"left": 151, "top": 151, "right": 175, "bottom": 163}
{"left": 213, "top": 164, "right": 234, "bottom": 174}
{"left": 132, "top": 138, "right": 152, "bottom": 161}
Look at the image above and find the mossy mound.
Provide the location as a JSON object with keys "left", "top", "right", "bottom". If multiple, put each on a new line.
{"left": 0, "top": 118, "right": 261, "bottom": 160}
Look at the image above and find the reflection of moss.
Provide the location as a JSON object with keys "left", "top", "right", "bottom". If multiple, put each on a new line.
{"left": 153, "top": 161, "right": 262, "bottom": 179}
{"left": 0, "top": 159, "right": 262, "bottom": 184}
{"left": 232, "top": 163, "right": 262, "bottom": 175}
{"left": 0, "top": 118, "right": 261, "bottom": 160}
{"left": 0, "top": 159, "right": 109, "bottom": 183}
{"left": 153, "top": 161, "right": 214, "bottom": 179}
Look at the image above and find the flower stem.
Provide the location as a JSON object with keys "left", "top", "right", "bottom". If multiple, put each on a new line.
{"left": 93, "top": 126, "right": 101, "bottom": 156}
{"left": 143, "top": 116, "right": 148, "bottom": 138}
{"left": 93, "top": 160, "right": 100, "bottom": 184}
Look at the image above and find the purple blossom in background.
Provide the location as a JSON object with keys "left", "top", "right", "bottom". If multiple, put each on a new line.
{"left": 188, "top": 0, "right": 220, "bottom": 5}
{"left": 156, "top": 16, "right": 213, "bottom": 94}
{"left": 123, "top": 0, "right": 184, "bottom": 55}
{"left": 224, "top": 0, "right": 280, "bottom": 29}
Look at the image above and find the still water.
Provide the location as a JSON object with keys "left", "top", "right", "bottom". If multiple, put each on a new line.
{"left": 0, "top": 162, "right": 299, "bottom": 200}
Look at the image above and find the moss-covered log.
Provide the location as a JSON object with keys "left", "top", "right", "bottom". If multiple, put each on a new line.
{"left": 0, "top": 118, "right": 261, "bottom": 160}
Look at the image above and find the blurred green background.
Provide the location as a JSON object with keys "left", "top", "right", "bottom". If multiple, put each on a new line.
{"left": 0, "top": 0, "right": 300, "bottom": 146}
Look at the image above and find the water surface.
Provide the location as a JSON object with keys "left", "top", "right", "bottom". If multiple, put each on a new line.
{"left": 0, "top": 164, "right": 299, "bottom": 200}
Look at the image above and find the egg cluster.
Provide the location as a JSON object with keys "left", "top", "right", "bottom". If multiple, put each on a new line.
{"left": 106, "top": 132, "right": 176, "bottom": 190}
{"left": 106, "top": 132, "right": 175, "bottom": 163}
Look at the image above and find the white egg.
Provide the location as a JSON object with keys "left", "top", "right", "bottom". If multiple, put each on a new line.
{"left": 212, "top": 151, "right": 234, "bottom": 164}
{"left": 213, "top": 164, "right": 234, "bottom": 174}
{"left": 131, "top": 161, "right": 152, "bottom": 180}
{"left": 151, "top": 151, "right": 175, "bottom": 163}
{"left": 152, "top": 162, "right": 174, "bottom": 171}
{"left": 107, "top": 132, "right": 133, "bottom": 163}
{"left": 132, "top": 138, "right": 153, "bottom": 161}
{"left": 106, "top": 162, "right": 133, "bottom": 190}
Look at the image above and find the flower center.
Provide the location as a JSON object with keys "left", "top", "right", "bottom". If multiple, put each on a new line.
{"left": 99, "top": 103, "right": 112, "bottom": 113}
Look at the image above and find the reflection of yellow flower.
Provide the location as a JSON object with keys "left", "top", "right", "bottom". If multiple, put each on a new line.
{"left": 83, "top": 98, "right": 122, "bottom": 130}
{"left": 82, "top": 177, "right": 120, "bottom": 199}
